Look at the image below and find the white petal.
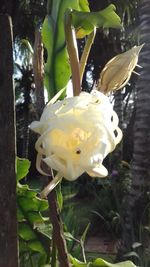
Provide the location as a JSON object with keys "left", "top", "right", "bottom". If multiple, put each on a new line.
{"left": 29, "top": 121, "right": 41, "bottom": 134}
{"left": 87, "top": 164, "right": 108, "bottom": 177}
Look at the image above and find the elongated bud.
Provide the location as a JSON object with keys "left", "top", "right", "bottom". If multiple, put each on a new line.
{"left": 97, "top": 44, "right": 144, "bottom": 94}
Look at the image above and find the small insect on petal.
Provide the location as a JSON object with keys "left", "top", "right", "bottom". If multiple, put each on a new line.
{"left": 97, "top": 44, "right": 144, "bottom": 94}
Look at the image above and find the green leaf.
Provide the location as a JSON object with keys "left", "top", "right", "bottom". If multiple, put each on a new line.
{"left": 18, "top": 195, "right": 48, "bottom": 213}
{"left": 17, "top": 183, "right": 37, "bottom": 198}
{"left": 92, "top": 258, "right": 137, "bottom": 267}
{"left": 56, "top": 183, "right": 63, "bottom": 211}
{"left": 96, "top": 4, "right": 121, "bottom": 28}
{"left": 69, "top": 254, "right": 87, "bottom": 266}
{"left": 42, "top": 16, "right": 54, "bottom": 73}
{"left": 80, "top": 222, "right": 90, "bottom": 244}
{"left": 18, "top": 223, "right": 36, "bottom": 241}
{"left": 64, "top": 231, "right": 76, "bottom": 241}
{"left": 18, "top": 196, "right": 40, "bottom": 212}
{"left": 19, "top": 240, "right": 29, "bottom": 254}
{"left": 17, "top": 207, "right": 25, "bottom": 222}
{"left": 16, "top": 157, "right": 31, "bottom": 181}
{"left": 79, "top": 0, "right": 90, "bottom": 12}
{"left": 53, "top": 0, "right": 79, "bottom": 50}
{"left": 38, "top": 198, "right": 49, "bottom": 211}
{"left": 72, "top": 4, "right": 121, "bottom": 39}
{"left": 28, "top": 240, "right": 45, "bottom": 254}
{"left": 54, "top": 47, "right": 71, "bottom": 91}
{"left": 36, "top": 223, "right": 53, "bottom": 239}
{"left": 27, "top": 211, "right": 45, "bottom": 224}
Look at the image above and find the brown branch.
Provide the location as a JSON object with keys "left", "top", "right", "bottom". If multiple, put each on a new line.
{"left": 33, "top": 29, "right": 45, "bottom": 117}
{"left": 47, "top": 188, "right": 71, "bottom": 267}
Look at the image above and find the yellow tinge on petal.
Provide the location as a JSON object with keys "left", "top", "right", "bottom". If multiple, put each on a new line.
{"left": 97, "top": 44, "right": 144, "bottom": 94}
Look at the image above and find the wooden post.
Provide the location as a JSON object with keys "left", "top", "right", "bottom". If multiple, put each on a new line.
{"left": 0, "top": 15, "right": 18, "bottom": 267}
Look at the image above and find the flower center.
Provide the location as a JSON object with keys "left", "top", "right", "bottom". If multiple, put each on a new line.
{"left": 47, "top": 128, "right": 90, "bottom": 161}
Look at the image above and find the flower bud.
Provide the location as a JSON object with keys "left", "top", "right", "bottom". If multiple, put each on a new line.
{"left": 97, "top": 44, "right": 144, "bottom": 94}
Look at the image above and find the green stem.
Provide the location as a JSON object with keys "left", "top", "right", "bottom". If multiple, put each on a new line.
{"left": 79, "top": 29, "right": 96, "bottom": 84}
{"left": 64, "top": 10, "right": 81, "bottom": 96}
{"left": 81, "top": 240, "right": 87, "bottom": 263}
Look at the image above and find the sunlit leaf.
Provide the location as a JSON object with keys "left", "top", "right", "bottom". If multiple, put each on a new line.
{"left": 42, "top": 16, "right": 54, "bottom": 73}
{"left": 70, "top": 254, "right": 87, "bottom": 266}
{"left": 54, "top": 47, "right": 71, "bottom": 91}
{"left": 92, "top": 258, "right": 137, "bottom": 267}
{"left": 72, "top": 4, "right": 121, "bottom": 38}
{"left": 79, "top": 0, "right": 90, "bottom": 12}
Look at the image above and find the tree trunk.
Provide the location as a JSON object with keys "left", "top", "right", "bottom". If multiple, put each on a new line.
{"left": 132, "top": 0, "right": 150, "bottom": 195}
{"left": 130, "top": 0, "right": 150, "bottom": 253}
{"left": 117, "top": 0, "right": 150, "bottom": 262}
{"left": 0, "top": 15, "right": 18, "bottom": 267}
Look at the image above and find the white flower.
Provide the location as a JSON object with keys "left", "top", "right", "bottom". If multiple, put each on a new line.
{"left": 30, "top": 90, "right": 122, "bottom": 197}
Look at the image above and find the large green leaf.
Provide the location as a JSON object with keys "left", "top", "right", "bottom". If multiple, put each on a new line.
{"left": 42, "top": 0, "right": 79, "bottom": 98}
{"left": 72, "top": 4, "right": 121, "bottom": 38}
{"left": 92, "top": 259, "right": 137, "bottom": 267}
{"left": 42, "top": 0, "right": 92, "bottom": 99}
{"left": 53, "top": 0, "right": 79, "bottom": 50}
{"left": 16, "top": 157, "right": 31, "bottom": 181}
